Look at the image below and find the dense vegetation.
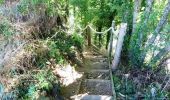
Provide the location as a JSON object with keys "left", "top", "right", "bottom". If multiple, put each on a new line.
{"left": 0, "top": 0, "right": 170, "bottom": 99}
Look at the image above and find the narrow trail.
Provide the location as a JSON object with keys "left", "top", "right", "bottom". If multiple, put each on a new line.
{"left": 61, "top": 47, "right": 114, "bottom": 100}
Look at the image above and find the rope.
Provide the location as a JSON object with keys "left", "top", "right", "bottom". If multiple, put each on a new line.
{"left": 80, "top": 25, "right": 113, "bottom": 35}
{"left": 88, "top": 25, "right": 112, "bottom": 34}
{"left": 47, "top": 23, "right": 118, "bottom": 42}
{"left": 78, "top": 24, "right": 118, "bottom": 39}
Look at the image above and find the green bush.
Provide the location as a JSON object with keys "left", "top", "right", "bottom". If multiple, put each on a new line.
{"left": 49, "top": 32, "right": 84, "bottom": 53}
{"left": 71, "top": 33, "right": 84, "bottom": 52}
{"left": 36, "top": 70, "right": 56, "bottom": 90}
{"left": 0, "top": 19, "right": 14, "bottom": 37}
{"left": 47, "top": 40, "right": 65, "bottom": 64}
{"left": 17, "top": 70, "right": 59, "bottom": 99}
{"left": 46, "top": 32, "right": 84, "bottom": 65}
{"left": 17, "top": 0, "right": 60, "bottom": 16}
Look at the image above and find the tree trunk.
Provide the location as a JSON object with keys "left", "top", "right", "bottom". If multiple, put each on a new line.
{"left": 94, "top": 34, "right": 97, "bottom": 44}
{"left": 132, "top": 0, "right": 142, "bottom": 33}
{"left": 106, "top": 11, "right": 116, "bottom": 49}
{"left": 66, "top": 0, "right": 69, "bottom": 16}
{"left": 98, "top": 26, "right": 102, "bottom": 48}
{"left": 98, "top": 0, "right": 104, "bottom": 48}
{"left": 129, "top": 0, "right": 154, "bottom": 67}
{"left": 87, "top": 26, "right": 91, "bottom": 46}
{"left": 141, "top": 0, "right": 170, "bottom": 64}
{"left": 94, "top": 25, "right": 103, "bottom": 47}
{"left": 112, "top": 23, "right": 127, "bottom": 71}
{"left": 106, "top": 31, "right": 111, "bottom": 49}
{"left": 138, "top": 0, "right": 154, "bottom": 44}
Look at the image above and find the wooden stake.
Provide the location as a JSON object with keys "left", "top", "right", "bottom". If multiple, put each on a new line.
{"left": 108, "top": 21, "right": 115, "bottom": 62}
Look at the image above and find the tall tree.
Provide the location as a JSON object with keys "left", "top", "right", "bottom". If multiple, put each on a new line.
{"left": 96, "top": 0, "right": 104, "bottom": 47}
{"left": 138, "top": 0, "right": 154, "bottom": 45}
{"left": 132, "top": 0, "right": 142, "bottom": 33}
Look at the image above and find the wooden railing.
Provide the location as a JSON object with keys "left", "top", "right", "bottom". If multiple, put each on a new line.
{"left": 82, "top": 21, "right": 127, "bottom": 70}
{"left": 108, "top": 22, "right": 127, "bottom": 100}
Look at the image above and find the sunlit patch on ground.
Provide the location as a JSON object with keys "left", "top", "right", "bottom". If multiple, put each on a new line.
{"left": 53, "top": 64, "right": 83, "bottom": 86}
{"left": 71, "top": 93, "right": 113, "bottom": 100}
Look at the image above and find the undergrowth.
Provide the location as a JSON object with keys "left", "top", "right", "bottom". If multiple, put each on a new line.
{"left": 0, "top": 18, "right": 15, "bottom": 37}
{"left": 32, "top": 32, "right": 84, "bottom": 67}
{"left": 0, "top": 18, "right": 84, "bottom": 99}
{"left": 16, "top": 70, "right": 59, "bottom": 99}
{"left": 0, "top": 0, "right": 85, "bottom": 99}
{"left": 1, "top": 31, "right": 85, "bottom": 99}
{"left": 113, "top": 67, "right": 170, "bottom": 99}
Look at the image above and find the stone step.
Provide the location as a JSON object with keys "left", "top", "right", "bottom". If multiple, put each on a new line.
{"left": 71, "top": 94, "right": 113, "bottom": 100}
{"left": 61, "top": 78, "right": 83, "bottom": 98}
{"left": 89, "top": 62, "right": 109, "bottom": 69}
{"left": 85, "top": 70, "right": 110, "bottom": 80}
{"left": 90, "top": 58, "right": 108, "bottom": 62}
{"left": 83, "top": 51, "right": 107, "bottom": 60}
{"left": 84, "top": 55, "right": 107, "bottom": 61}
{"left": 79, "top": 79, "right": 112, "bottom": 95}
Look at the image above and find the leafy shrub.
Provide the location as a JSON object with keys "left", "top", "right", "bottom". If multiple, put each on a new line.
{"left": 35, "top": 70, "right": 56, "bottom": 91}
{"left": 17, "top": 70, "right": 59, "bottom": 99}
{"left": 50, "top": 32, "right": 84, "bottom": 53}
{"left": 0, "top": 19, "right": 14, "bottom": 37}
{"left": 17, "top": 0, "right": 60, "bottom": 16}
{"left": 48, "top": 41, "right": 65, "bottom": 64}
{"left": 46, "top": 32, "right": 84, "bottom": 65}
{"left": 71, "top": 33, "right": 84, "bottom": 52}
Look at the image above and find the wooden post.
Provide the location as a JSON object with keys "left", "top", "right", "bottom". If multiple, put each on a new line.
{"left": 112, "top": 23, "right": 127, "bottom": 71}
{"left": 108, "top": 21, "right": 115, "bottom": 62}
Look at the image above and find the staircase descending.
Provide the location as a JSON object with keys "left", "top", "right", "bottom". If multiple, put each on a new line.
{"left": 71, "top": 48, "right": 114, "bottom": 100}
{"left": 68, "top": 21, "right": 126, "bottom": 100}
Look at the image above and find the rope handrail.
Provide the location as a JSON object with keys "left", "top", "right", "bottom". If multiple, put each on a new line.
{"left": 79, "top": 24, "right": 113, "bottom": 35}
{"left": 88, "top": 25, "right": 112, "bottom": 34}
{"left": 48, "top": 23, "right": 118, "bottom": 42}
{"left": 78, "top": 24, "right": 118, "bottom": 40}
